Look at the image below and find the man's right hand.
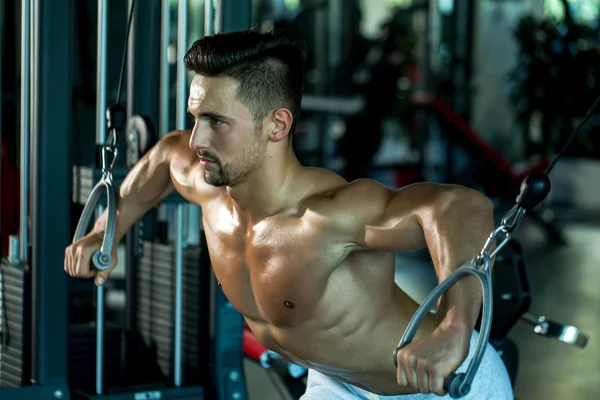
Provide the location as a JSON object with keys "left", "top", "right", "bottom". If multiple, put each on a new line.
{"left": 64, "top": 232, "right": 118, "bottom": 286}
{"left": 63, "top": 131, "right": 191, "bottom": 286}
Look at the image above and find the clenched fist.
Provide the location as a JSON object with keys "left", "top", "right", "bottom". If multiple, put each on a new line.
{"left": 64, "top": 232, "right": 118, "bottom": 286}
{"left": 396, "top": 325, "right": 470, "bottom": 395}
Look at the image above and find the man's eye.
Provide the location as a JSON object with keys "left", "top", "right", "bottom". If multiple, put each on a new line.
{"left": 212, "top": 118, "right": 224, "bottom": 126}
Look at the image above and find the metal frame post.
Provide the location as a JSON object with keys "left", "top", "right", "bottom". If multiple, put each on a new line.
{"left": 156, "top": 0, "right": 171, "bottom": 229}
{"left": 454, "top": 0, "right": 475, "bottom": 121}
{"left": 327, "top": 0, "right": 342, "bottom": 93}
{"left": 126, "top": 0, "right": 136, "bottom": 121}
{"left": 173, "top": 0, "right": 189, "bottom": 387}
{"left": 173, "top": 204, "right": 184, "bottom": 387}
{"left": 19, "top": 0, "right": 31, "bottom": 264}
{"left": 314, "top": 3, "right": 327, "bottom": 167}
{"left": 127, "top": 0, "right": 161, "bottom": 122}
{"left": 94, "top": 0, "right": 108, "bottom": 395}
{"left": 176, "top": 0, "right": 188, "bottom": 132}
{"left": 0, "top": 0, "right": 4, "bottom": 252}
{"left": 160, "top": 0, "right": 171, "bottom": 137}
{"left": 205, "top": 0, "right": 214, "bottom": 36}
{"left": 30, "top": 0, "right": 71, "bottom": 392}
{"left": 156, "top": 0, "right": 171, "bottom": 235}
{"left": 96, "top": 0, "right": 108, "bottom": 148}
{"left": 219, "top": 0, "right": 251, "bottom": 33}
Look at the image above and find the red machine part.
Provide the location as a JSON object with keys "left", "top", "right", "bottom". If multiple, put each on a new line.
{"left": 411, "top": 94, "right": 550, "bottom": 184}
{"left": 243, "top": 327, "right": 268, "bottom": 362}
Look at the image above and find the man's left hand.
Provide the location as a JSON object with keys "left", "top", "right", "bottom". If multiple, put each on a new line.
{"left": 395, "top": 325, "right": 471, "bottom": 396}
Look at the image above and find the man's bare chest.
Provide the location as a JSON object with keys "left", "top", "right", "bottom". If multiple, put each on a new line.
{"left": 201, "top": 212, "right": 345, "bottom": 326}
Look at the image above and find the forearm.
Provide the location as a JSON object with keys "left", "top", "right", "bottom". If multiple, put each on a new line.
{"left": 420, "top": 187, "right": 495, "bottom": 332}
{"left": 91, "top": 192, "right": 171, "bottom": 244}
{"left": 91, "top": 136, "right": 178, "bottom": 243}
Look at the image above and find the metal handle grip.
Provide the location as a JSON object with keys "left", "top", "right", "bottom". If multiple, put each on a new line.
{"left": 72, "top": 179, "right": 116, "bottom": 271}
{"left": 393, "top": 261, "right": 494, "bottom": 399}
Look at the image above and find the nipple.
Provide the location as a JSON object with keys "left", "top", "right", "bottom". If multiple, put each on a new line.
{"left": 284, "top": 301, "right": 295, "bottom": 309}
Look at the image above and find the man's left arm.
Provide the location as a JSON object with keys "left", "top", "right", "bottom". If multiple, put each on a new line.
{"left": 418, "top": 186, "right": 493, "bottom": 334}
{"left": 336, "top": 179, "right": 493, "bottom": 330}
{"left": 332, "top": 179, "right": 495, "bottom": 393}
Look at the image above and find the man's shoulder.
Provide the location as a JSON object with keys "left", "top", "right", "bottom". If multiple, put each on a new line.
{"left": 162, "top": 130, "right": 193, "bottom": 153}
{"left": 160, "top": 130, "right": 221, "bottom": 203}
{"left": 305, "top": 174, "right": 390, "bottom": 208}
{"left": 300, "top": 172, "right": 392, "bottom": 231}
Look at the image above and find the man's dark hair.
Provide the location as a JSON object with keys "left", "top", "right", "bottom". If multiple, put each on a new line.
{"left": 184, "top": 29, "right": 307, "bottom": 135}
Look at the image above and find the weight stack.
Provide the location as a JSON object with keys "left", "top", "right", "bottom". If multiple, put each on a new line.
{"left": 72, "top": 166, "right": 129, "bottom": 205}
{"left": 133, "top": 241, "right": 210, "bottom": 386}
{"left": 68, "top": 323, "right": 123, "bottom": 390}
{"left": 0, "top": 262, "right": 31, "bottom": 388}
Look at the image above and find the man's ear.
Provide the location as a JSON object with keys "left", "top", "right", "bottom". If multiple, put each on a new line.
{"left": 269, "top": 108, "right": 293, "bottom": 142}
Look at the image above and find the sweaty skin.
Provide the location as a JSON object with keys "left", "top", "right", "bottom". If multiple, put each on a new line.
{"left": 161, "top": 131, "right": 442, "bottom": 395}
{"left": 66, "top": 76, "right": 493, "bottom": 396}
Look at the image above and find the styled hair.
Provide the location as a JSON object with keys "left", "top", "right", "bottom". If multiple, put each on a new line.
{"left": 184, "top": 29, "right": 307, "bottom": 135}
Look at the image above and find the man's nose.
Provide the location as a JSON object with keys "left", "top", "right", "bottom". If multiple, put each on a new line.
{"left": 189, "top": 123, "right": 211, "bottom": 150}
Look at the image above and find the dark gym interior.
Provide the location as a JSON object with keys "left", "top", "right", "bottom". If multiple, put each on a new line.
{"left": 1, "top": 0, "right": 599, "bottom": 399}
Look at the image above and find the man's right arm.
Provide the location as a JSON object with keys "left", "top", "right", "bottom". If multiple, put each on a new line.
{"left": 93, "top": 130, "right": 188, "bottom": 243}
{"left": 65, "top": 130, "right": 192, "bottom": 283}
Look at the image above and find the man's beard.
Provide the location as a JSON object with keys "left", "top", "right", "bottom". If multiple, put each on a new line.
{"left": 197, "top": 125, "right": 262, "bottom": 187}
{"left": 204, "top": 164, "right": 230, "bottom": 187}
{"left": 198, "top": 154, "right": 230, "bottom": 187}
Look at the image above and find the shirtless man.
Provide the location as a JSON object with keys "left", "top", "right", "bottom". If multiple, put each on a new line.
{"left": 64, "top": 29, "right": 513, "bottom": 399}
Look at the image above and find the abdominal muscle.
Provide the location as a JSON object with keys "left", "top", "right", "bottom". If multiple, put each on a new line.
{"left": 245, "top": 267, "right": 439, "bottom": 396}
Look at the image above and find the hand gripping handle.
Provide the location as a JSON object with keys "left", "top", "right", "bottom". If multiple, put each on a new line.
{"left": 72, "top": 178, "right": 117, "bottom": 271}
{"left": 393, "top": 260, "right": 494, "bottom": 399}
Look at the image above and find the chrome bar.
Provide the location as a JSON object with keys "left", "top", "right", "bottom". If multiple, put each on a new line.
{"left": 176, "top": 0, "right": 188, "bottom": 130}
{"left": 174, "top": 204, "right": 184, "bottom": 386}
{"left": 327, "top": 0, "right": 342, "bottom": 71}
{"left": 20, "top": 0, "right": 31, "bottom": 263}
{"left": 205, "top": 0, "right": 215, "bottom": 36}
{"left": 215, "top": 0, "right": 223, "bottom": 34}
{"left": 174, "top": 0, "right": 188, "bottom": 387}
{"left": 71, "top": 190, "right": 113, "bottom": 395}
{"left": 0, "top": 3, "right": 3, "bottom": 232}
{"left": 96, "top": 0, "right": 108, "bottom": 145}
{"left": 94, "top": 0, "right": 108, "bottom": 394}
{"left": 160, "top": 0, "right": 170, "bottom": 137}
{"left": 301, "top": 95, "right": 365, "bottom": 114}
{"left": 95, "top": 202, "right": 105, "bottom": 395}
{"left": 126, "top": 0, "right": 136, "bottom": 119}
{"left": 96, "top": 282, "right": 105, "bottom": 394}
{"left": 30, "top": 0, "right": 39, "bottom": 259}
{"left": 8, "top": 235, "right": 19, "bottom": 264}
{"left": 158, "top": 0, "right": 171, "bottom": 224}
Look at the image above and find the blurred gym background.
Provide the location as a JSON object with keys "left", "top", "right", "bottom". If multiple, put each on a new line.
{"left": 1, "top": 0, "right": 599, "bottom": 399}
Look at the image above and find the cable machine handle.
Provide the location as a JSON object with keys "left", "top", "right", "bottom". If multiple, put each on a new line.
{"left": 393, "top": 260, "right": 494, "bottom": 399}
{"left": 72, "top": 178, "right": 116, "bottom": 271}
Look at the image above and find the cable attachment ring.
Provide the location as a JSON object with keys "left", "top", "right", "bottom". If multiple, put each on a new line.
{"left": 100, "top": 141, "right": 118, "bottom": 181}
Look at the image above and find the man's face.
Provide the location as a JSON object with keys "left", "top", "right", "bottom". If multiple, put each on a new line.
{"left": 187, "top": 75, "right": 264, "bottom": 187}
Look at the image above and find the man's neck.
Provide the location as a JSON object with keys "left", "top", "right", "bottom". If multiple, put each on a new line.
{"left": 226, "top": 147, "right": 304, "bottom": 222}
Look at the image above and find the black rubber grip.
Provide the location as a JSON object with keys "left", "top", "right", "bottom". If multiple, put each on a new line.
{"left": 106, "top": 103, "right": 127, "bottom": 131}
{"left": 444, "top": 372, "right": 471, "bottom": 399}
{"left": 515, "top": 172, "right": 551, "bottom": 211}
{"left": 444, "top": 372, "right": 471, "bottom": 398}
